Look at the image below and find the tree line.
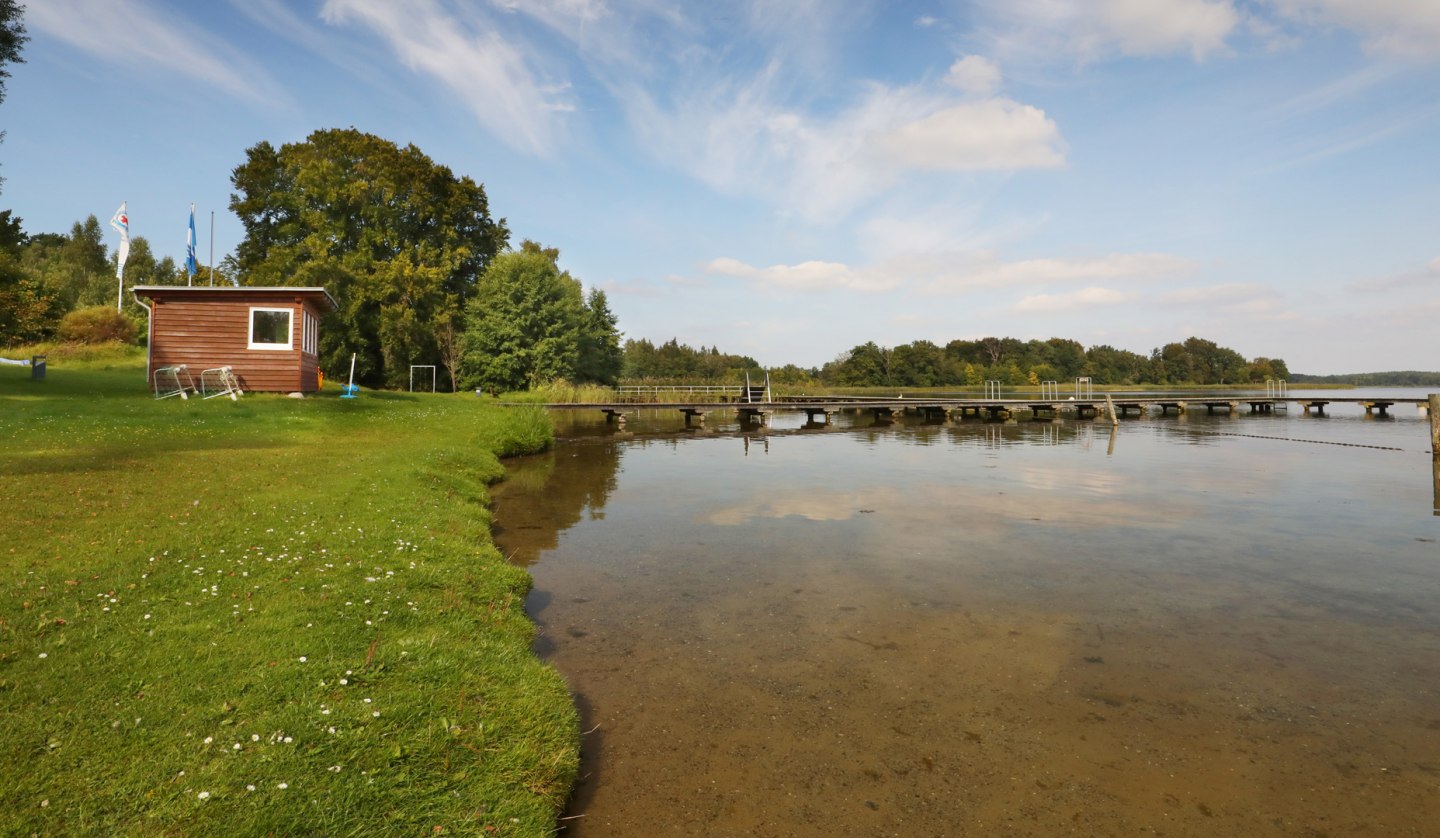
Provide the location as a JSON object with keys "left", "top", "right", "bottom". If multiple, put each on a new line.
{"left": 620, "top": 335, "right": 1290, "bottom": 388}
{"left": 1290, "top": 371, "right": 1440, "bottom": 387}
{"left": 820, "top": 336, "right": 1288, "bottom": 387}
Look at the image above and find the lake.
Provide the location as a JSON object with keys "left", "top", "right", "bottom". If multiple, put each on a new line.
{"left": 491, "top": 392, "right": 1440, "bottom": 835}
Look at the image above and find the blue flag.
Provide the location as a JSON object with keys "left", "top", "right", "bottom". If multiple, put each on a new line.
{"left": 186, "top": 204, "right": 198, "bottom": 278}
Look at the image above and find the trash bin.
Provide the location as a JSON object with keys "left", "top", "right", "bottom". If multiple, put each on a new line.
{"left": 31, "top": 355, "right": 45, "bottom": 380}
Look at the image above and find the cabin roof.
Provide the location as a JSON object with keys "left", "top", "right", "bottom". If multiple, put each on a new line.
{"left": 133, "top": 285, "right": 339, "bottom": 312}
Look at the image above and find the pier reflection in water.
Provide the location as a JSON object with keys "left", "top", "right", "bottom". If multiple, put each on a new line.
{"left": 491, "top": 407, "right": 1440, "bottom": 836}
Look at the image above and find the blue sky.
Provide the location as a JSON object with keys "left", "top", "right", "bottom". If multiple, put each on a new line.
{"left": 6, "top": 0, "right": 1439, "bottom": 374}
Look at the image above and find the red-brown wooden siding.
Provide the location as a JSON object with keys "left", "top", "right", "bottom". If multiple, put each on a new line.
{"left": 142, "top": 291, "right": 328, "bottom": 393}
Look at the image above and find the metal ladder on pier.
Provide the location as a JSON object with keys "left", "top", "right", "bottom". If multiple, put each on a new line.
{"left": 743, "top": 369, "right": 772, "bottom": 403}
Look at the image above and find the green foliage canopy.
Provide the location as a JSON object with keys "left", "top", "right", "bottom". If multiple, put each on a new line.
{"left": 819, "top": 335, "right": 1287, "bottom": 387}
{"left": 460, "top": 244, "right": 584, "bottom": 392}
{"left": 229, "top": 128, "right": 508, "bottom": 387}
{"left": 575, "top": 287, "right": 624, "bottom": 386}
{"left": 621, "top": 338, "right": 762, "bottom": 382}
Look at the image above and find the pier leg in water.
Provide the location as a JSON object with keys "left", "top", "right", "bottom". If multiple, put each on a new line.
{"left": 1430, "top": 395, "right": 1439, "bottom": 516}
{"left": 1430, "top": 394, "right": 1439, "bottom": 457}
{"left": 1433, "top": 457, "right": 1439, "bottom": 517}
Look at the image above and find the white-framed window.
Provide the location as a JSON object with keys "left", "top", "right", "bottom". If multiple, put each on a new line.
{"left": 302, "top": 309, "right": 317, "bottom": 355}
{"left": 249, "top": 306, "right": 294, "bottom": 350}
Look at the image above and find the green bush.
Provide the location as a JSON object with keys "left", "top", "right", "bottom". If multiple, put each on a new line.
{"left": 56, "top": 305, "right": 137, "bottom": 344}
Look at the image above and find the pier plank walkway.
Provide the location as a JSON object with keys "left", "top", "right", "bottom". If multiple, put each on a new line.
{"left": 534, "top": 395, "right": 1431, "bottom": 426}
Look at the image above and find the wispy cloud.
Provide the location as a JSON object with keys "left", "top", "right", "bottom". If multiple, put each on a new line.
{"left": 321, "top": 0, "right": 574, "bottom": 156}
{"left": 1267, "top": 0, "right": 1440, "bottom": 60}
{"left": 28, "top": 0, "right": 284, "bottom": 105}
{"left": 975, "top": 0, "right": 1240, "bottom": 64}
{"left": 700, "top": 249, "right": 1197, "bottom": 301}
{"left": 923, "top": 253, "right": 1195, "bottom": 294}
{"left": 624, "top": 65, "right": 1066, "bottom": 223}
{"left": 1012, "top": 286, "right": 1135, "bottom": 312}
{"left": 703, "top": 257, "right": 901, "bottom": 293}
{"left": 1344, "top": 256, "right": 1440, "bottom": 292}
{"left": 1158, "top": 283, "right": 1301, "bottom": 321}
{"left": 1159, "top": 282, "right": 1272, "bottom": 304}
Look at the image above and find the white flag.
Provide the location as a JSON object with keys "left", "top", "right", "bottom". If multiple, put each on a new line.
{"left": 110, "top": 202, "right": 130, "bottom": 280}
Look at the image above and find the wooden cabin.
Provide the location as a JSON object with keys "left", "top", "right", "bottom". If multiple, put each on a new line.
{"left": 133, "top": 286, "right": 338, "bottom": 394}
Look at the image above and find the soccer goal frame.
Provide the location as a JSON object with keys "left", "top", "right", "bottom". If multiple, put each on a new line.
{"left": 409, "top": 365, "right": 437, "bottom": 393}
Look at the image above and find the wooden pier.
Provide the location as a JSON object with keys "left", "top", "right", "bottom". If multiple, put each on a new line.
{"left": 539, "top": 394, "right": 1433, "bottom": 429}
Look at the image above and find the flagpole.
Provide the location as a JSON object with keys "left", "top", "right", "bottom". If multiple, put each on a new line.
{"left": 210, "top": 211, "right": 215, "bottom": 287}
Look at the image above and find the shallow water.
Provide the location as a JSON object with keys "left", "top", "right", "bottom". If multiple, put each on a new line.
{"left": 492, "top": 401, "right": 1440, "bottom": 836}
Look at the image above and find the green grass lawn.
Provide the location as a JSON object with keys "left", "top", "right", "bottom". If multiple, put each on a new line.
{"left": 0, "top": 345, "right": 578, "bottom": 835}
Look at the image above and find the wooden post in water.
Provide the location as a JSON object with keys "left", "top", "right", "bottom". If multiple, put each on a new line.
{"left": 1105, "top": 394, "right": 1118, "bottom": 427}
{"left": 1429, "top": 394, "right": 1439, "bottom": 457}
{"left": 1432, "top": 393, "right": 1440, "bottom": 514}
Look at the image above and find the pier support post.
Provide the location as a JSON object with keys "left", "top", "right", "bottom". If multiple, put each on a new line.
{"left": 1429, "top": 394, "right": 1439, "bottom": 458}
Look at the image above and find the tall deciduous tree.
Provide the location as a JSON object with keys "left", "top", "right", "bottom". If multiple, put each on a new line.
{"left": 0, "top": 0, "right": 24, "bottom": 105}
{"left": 229, "top": 128, "right": 508, "bottom": 387}
{"left": 575, "top": 287, "right": 623, "bottom": 386}
{"left": 460, "top": 244, "right": 584, "bottom": 392}
{"left": 0, "top": 210, "right": 61, "bottom": 345}
{"left": 0, "top": 0, "right": 27, "bottom": 194}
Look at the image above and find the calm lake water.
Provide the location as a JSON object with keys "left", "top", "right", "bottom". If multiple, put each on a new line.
{"left": 491, "top": 392, "right": 1440, "bottom": 836}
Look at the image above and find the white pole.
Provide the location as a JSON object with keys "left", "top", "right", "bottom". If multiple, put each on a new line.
{"left": 209, "top": 211, "right": 215, "bottom": 287}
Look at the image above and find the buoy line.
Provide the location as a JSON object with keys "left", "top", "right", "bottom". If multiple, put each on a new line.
{"left": 1158, "top": 427, "right": 1416, "bottom": 453}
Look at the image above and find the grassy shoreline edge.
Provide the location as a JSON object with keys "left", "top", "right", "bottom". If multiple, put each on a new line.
{"left": 1, "top": 347, "right": 579, "bottom": 835}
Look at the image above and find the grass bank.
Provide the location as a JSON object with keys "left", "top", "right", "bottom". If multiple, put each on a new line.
{"left": 0, "top": 345, "right": 578, "bottom": 835}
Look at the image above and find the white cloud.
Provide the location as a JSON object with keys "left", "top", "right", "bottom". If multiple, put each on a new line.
{"left": 1156, "top": 283, "right": 1301, "bottom": 322}
{"left": 321, "top": 0, "right": 572, "bottom": 156}
{"left": 924, "top": 253, "right": 1195, "bottom": 294}
{"left": 629, "top": 71, "right": 1067, "bottom": 223}
{"left": 945, "top": 56, "right": 1003, "bottom": 95}
{"left": 700, "top": 249, "right": 1197, "bottom": 302}
{"left": 871, "top": 98, "right": 1066, "bottom": 171}
{"left": 1160, "top": 282, "right": 1272, "bottom": 304}
{"left": 1267, "top": 0, "right": 1440, "bottom": 59}
{"left": 29, "top": 0, "right": 283, "bottom": 104}
{"left": 703, "top": 257, "right": 900, "bottom": 293}
{"left": 1096, "top": 0, "right": 1239, "bottom": 58}
{"left": 1012, "top": 286, "right": 1135, "bottom": 312}
{"left": 976, "top": 0, "right": 1239, "bottom": 62}
{"left": 1344, "top": 258, "right": 1440, "bottom": 292}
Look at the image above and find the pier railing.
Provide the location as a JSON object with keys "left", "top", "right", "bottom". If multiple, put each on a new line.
{"left": 615, "top": 385, "right": 746, "bottom": 403}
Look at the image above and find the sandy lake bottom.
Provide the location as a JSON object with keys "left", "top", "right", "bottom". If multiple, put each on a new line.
{"left": 493, "top": 405, "right": 1440, "bottom": 836}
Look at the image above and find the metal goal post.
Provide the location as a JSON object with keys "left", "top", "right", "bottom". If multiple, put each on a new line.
{"left": 409, "top": 365, "right": 437, "bottom": 393}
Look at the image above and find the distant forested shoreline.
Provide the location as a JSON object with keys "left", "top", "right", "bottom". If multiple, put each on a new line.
{"left": 1290, "top": 371, "right": 1440, "bottom": 387}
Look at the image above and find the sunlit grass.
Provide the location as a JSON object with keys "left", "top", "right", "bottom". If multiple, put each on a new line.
{"left": 0, "top": 355, "right": 578, "bottom": 835}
